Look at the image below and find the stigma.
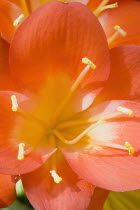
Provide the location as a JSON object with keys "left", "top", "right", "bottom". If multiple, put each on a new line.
{"left": 13, "top": 14, "right": 24, "bottom": 27}
{"left": 11, "top": 95, "right": 18, "bottom": 112}
{"left": 50, "top": 170, "right": 62, "bottom": 184}
{"left": 17, "top": 143, "right": 25, "bottom": 160}
{"left": 117, "top": 106, "right": 133, "bottom": 116}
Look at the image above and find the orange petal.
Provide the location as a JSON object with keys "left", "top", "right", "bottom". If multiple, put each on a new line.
{"left": 0, "top": 37, "right": 15, "bottom": 90}
{"left": 94, "top": 45, "right": 140, "bottom": 104}
{"left": 0, "top": 174, "right": 16, "bottom": 207}
{"left": 0, "top": 0, "right": 24, "bottom": 43}
{"left": 7, "top": 0, "right": 21, "bottom": 7}
{"left": 10, "top": 2, "right": 110, "bottom": 95}
{"left": 61, "top": 100, "right": 140, "bottom": 191}
{"left": 0, "top": 91, "right": 55, "bottom": 175}
{"left": 87, "top": 187, "right": 109, "bottom": 210}
{"left": 22, "top": 158, "right": 94, "bottom": 210}
{"left": 98, "top": 0, "right": 140, "bottom": 48}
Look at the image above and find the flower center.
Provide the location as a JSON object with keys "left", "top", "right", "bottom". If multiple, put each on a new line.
{"left": 11, "top": 57, "right": 134, "bottom": 159}
{"left": 10, "top": 57, "right": 135, "bottom": 183}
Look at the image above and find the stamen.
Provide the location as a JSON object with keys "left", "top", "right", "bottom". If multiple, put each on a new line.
{"left": 103, "top": 2, "right": 118, "bottom": 9}
{"left": 50, "top": 170, "right": 62, "bottom": 184}
{"left": 108, "top": 25, "right": 127, "bottom": 46}
{"left": 17, "top": 143, "right": 25, "bottom": 160}
{"left": 117, "top": 106, "right": 133, "bottom": 116}
{"left": 53, "top": 119, "right": 105, "bottom": 145}
{"left": 82, "top": 57, "right": 96, "bottom": 69}
{"left": 57, "top": 108, "right": 129, "bottom": 130}
{"left": 114, "top": 25, "right": 127, "bottom": 37}
{"left": 89, "top": 140, "right": 135, "bottom": 155}
{"left": 124, "top": 141, "right": 135, "bottom": 155}
{"left": 57, "top": 104, "right": 133, "bottom": 130}
{"left": 53, "top": 58, "right": 96, "bottom": 122}
{"left": 89, "top": 140, "right": 128, "bottom": 150}
{"left": 13, "top": 14, "right": 24, "bottom": 27}
{"left": 11, "top": 95, "right": 18, "bottom": 112}
{"left": 93, "top": 0, "right": 118, "bottom": 16}
{"left": 71, "top": 58, "right": 96, "bottom": 92}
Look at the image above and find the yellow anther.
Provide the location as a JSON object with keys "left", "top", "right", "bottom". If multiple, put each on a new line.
{"left": 17, "top": 143, "right": 25, "bottom": 160}
{"left": 82, "top": 57, "right": 96, "bottom": 69}
{"left": 110, "top": 2, "right": 118, "bottom": 8}
{"left": 102, "top": 2, "right": 118, "bottom": 10}
{"left": 114, "top": 25, "right": 127, "bottom": 36}
{"left": 13, "top": 14, "right": 24, "bottom": 27}
{"left": 93, "top": 1, "right": 118, "bottom": 16}
{"left": 11, "top": 95, "right": 18, "bottom": 112}
{"left": 50, "top": 170, "right": 62, "bottom": 184}
{"left": 114, "top": 25, "right": 120, "bottom": 30}
{"left": 117, "top": 106, "right": 133, "bottom": 116}
{"left": 124, "top": 141, "right": 135, "bottom": 155}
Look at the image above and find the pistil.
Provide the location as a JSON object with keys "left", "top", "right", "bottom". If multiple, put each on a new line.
{"left": 57, "top": 106, "right": 133, "bottom": 130}
{"left": 53, "top": 119, "right": 105, "bottom": 145}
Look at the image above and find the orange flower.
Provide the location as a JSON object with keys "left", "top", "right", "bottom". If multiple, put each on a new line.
{"left": 0, "top": 1, "right": 140, "bottom": 209}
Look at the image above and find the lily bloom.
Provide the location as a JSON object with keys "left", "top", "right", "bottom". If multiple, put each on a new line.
{"left": 0, "top": 1, "right": 140, "bottom": 209}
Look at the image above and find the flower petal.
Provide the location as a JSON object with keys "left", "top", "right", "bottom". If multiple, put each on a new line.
{"left": 22, "top": 158, "right": 94, "bottom": 210}
{"left": 0, "top": 91, "right": 55, "bottom": 175}
{"left": 99, "top": 0, "right": 140, "bottom": 48}
{"left": 0, "top": 37, "right": 15, "bottom": 90}
{"left": 94, "top": 45, "right": 140, "bottom": 104}
{"left": 0, "top": 174, "right": 16, "bottom": 207}
{"left": 87, "top": 187, "right": 109, "bottom": 210}
{"left": 0, "top": 0, "right": 24, "bottom": 43}
{"left": 61, "top": 100, "right": 140, "bottom": 191}
{"left": 10, "top": 1, "right": 110, "bottom": 96}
